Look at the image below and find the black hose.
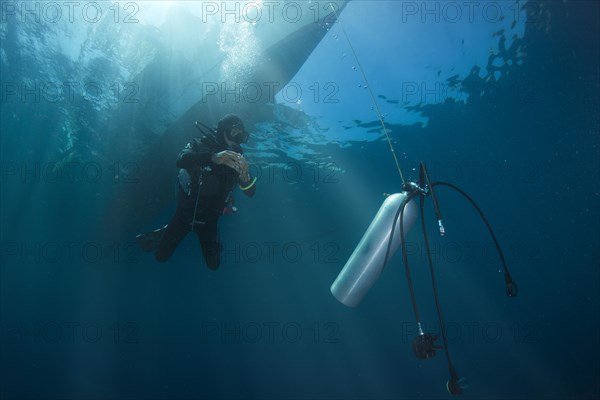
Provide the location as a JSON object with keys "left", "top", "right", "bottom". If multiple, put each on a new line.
{"left": 194, "top": 121, "right": 216, "bottom": 136}
{"left": 380, "top": 167, "right": 516, "bottom": 395}
{"left": 430, "top": 181, "right": 517, "bottom": 297}
{"left": 419, "top": 188, "right": 459, "bottom": 391}
{"left": 382, "top": 192, "right": 422, "bottom": 324}
{"left": 400, "top": 193, "right": 421, "bottom": 324}
{"left": 420, "top": 161, "right": 444, "bottom": 228}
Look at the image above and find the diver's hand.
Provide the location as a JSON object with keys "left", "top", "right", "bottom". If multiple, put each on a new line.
{"left": 212, "top": 151, "right": 250, "bottom": 181}
{"left": 211, "top": 150, "right": 240, "bottom": 169}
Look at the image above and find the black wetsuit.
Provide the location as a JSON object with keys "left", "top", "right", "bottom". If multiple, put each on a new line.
{"left": 154, "top": 132, "right": 255, "bottom": 269}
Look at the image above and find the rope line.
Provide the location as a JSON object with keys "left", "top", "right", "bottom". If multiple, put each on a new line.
{"left": 329, "top": 3, "right": 405, "bottom": 184}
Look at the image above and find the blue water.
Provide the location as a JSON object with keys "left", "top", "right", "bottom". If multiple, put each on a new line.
{"left": 1, "top": 1, "right": 599, "bottom": 399}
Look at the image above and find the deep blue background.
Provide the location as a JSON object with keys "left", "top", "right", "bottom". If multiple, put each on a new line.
{"left": 1, "top": 1, "right": 598, "bottom": 399}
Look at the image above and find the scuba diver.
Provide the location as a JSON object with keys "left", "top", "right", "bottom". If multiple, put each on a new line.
{"left": 135, "top": 114, "right": 257, "bottom": 269}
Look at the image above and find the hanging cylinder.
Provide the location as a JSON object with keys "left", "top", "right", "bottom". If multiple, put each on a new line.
{"left": 331, "top": 192, "right": 417, "bottom": 307}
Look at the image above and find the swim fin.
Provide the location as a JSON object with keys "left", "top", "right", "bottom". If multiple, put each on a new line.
{"left": 135, "top": 226, "right": 167, "bottom": 252}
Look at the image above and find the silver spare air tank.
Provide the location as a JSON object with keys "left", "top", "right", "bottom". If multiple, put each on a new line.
{"left": 331, "top": 192, "right": 417, "bottom": 307}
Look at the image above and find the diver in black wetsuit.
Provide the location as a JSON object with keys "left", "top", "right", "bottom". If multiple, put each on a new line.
{"left": 135, "top": 114, "right": 256, "bottom": 269}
